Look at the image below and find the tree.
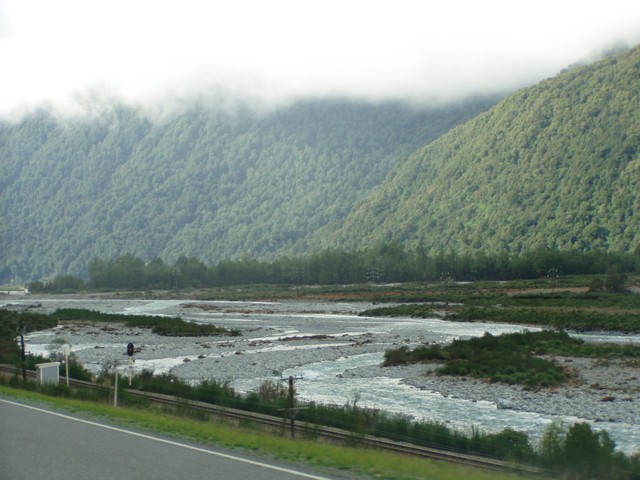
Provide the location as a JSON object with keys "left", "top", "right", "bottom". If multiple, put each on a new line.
{"left": 604, "top": 273, "right": 628, "bottom": 293}
{"left": 564, "top": 422, "right": 615, "bottom": 478}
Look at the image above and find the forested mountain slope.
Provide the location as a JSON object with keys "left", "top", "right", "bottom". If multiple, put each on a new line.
{"left": 312, "top": 46, "right": 640, "bottom": 255}
{"left": 1, "top": 98, "right": 496, "bottom": 281}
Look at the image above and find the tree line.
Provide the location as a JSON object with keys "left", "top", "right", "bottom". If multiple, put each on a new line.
{"left": 27, "top": 246, "right": 640, "bottom": 291}
{"left": 2, "top": 98, "right": 495, "bottom": 283}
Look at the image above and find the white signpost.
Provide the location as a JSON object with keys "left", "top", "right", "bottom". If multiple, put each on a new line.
{"left": 60, "top": 343, "right": 71, "bottom": 386}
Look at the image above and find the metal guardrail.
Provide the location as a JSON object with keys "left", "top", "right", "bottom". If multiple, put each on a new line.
{"left": 0, "top": 364, "right": 543, "bottom": 475}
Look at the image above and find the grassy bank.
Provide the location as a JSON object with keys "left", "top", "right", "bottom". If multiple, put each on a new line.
{"left": 3, "top": 367, "right": 639, "bottom": 479}
{"left": 0, "top": 385, "right": 538, "bottom": 480}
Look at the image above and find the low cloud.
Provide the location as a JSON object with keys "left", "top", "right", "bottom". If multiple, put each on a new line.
{"left": 2, "top": 0, "right": 640, "bottom": 119}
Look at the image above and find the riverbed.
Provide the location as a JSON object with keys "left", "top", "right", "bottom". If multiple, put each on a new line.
{"left": 6, "top": 295, "right": 640, "bottom": 454}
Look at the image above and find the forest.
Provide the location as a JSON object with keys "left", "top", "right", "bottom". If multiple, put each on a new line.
{"left": 317, "top": 45, "right": 640, "bottom": 255}
{"left": 28, "top": 247, "right": 639, "bottom": 291}
{"left": 1, "top": 98, "right": 495, "bottom": 283}
{"left": 3, "top": 45, "right": 640, "bottom": 283}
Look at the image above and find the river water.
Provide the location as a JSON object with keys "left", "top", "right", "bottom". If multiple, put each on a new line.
{"left": 8, "top": 296, "right": 640, "bottom": 454}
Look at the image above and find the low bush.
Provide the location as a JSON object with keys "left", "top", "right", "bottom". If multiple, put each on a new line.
{"left": 383, "top": 330, "right": 608, "bottom": 387}
{"left": 540, "top": 422, "right": 639, "bottom": 479}
{"left": 51, "top": 309, "right": 240, "bottom": 336}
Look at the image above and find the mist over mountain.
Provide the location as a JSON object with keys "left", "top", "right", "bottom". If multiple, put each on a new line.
{"left": 0, "top": 97, "right": 497, "bottom": 281}
{"left": 4, "top": 2, "right": 640, "bottom": 119}
{"left": 311, "top": 46, "right": 640, "bottom": 256}
{"left": 4, "top": 42, "right": 640, "bottom": 283}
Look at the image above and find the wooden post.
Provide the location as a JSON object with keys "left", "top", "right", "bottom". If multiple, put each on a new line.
{"left": 288, "top": 376, "right": 295, "bottom": 438}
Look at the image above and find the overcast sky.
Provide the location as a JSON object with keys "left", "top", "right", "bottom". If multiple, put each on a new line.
{"left": 2, "top": 0, "right": 640, "bottom": 118}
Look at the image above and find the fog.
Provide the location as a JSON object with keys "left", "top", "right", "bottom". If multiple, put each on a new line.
{"left": 2, "top": 0, "right": 640, "bottom": 118}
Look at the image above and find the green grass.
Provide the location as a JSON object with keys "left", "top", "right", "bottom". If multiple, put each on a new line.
{"left": 0, "top": 385, "right": 542, "bottom": 480}
{"left": 360, "top": 289, "right": 640, "bottom": 333}
{"left": 447, "top": 307, "right": 640, "bottom": 332}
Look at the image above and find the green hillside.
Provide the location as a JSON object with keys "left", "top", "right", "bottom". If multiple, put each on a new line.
{"left": 313, "top": 46, "right": 640, "bottom": 255}
{"left": 0, "top": 98, "right": 495, "bottom": 281}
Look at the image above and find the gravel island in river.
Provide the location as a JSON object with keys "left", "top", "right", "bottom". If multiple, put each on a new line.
{"left": 10, "top": 295, "right": 640, "bottom": 454}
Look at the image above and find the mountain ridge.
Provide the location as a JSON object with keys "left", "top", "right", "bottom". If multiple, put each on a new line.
{"left": 1, "top": 98, "right": 496, "bottom": 281}
{"left": 3, "top": 44, "right": 639, "bottom": 283}
{"left": 310, "top": 45, "right": 640, "bottom": 255}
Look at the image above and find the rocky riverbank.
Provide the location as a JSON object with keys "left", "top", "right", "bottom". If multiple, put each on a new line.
{"left": 362, "top": 358, "right": 639, "bottom": 424}
{"left": 9, "top": 295, "right": 640, "bottom": 452}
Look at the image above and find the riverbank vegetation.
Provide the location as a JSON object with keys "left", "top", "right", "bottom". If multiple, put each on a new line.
{"left": 0, "top": 308, "right": 238, "bottom": 371}
{"left": 383, "top": 330, "right": 640, "bottom": 387}
{"left": 1, "top": 373, "right": 638, "bottom": 479}
{"left": 359, "top": 277, "right": 640, "bottom": 333}
{"left": 0, "top": 310, "right": 57, "bottom": 365}
{"left": 0, "top": 385, "right": 536, "bottom": 480}
{"left": 3, "top": 272, "right": 640, "bottom": 478}
{"left": 50, "top": 309, "right": 240, "bottom": 337}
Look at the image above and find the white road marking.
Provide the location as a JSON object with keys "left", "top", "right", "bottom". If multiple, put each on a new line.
{"left": 0, "top": 398, "right": 331, "bottom": 480}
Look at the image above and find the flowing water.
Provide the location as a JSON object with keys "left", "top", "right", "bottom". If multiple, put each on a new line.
{"left": 10, "top": 297, "right": 640, "bottom": 454}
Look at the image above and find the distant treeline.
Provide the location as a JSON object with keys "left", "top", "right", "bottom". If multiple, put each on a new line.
{"left": 28, "top": 246, "right": 640, "bottom": 291}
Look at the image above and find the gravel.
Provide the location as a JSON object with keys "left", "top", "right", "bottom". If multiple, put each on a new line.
{"left": 10, "top": 296, "right": 640, "bottom": 441}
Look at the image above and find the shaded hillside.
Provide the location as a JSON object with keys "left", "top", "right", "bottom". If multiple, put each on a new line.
{"left": 0, "top": 98, "right": 496, "bottom": 281}
{"left": 312, "top": 46, "right": 640, "bottom": 255}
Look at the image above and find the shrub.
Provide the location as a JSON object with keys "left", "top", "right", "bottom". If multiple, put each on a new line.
{"left": 385, "top": 331, "right": 575, "bottom": 386}
{"left": 539, "top": 422, "right": 638, "bottom": 479}
{"left": 484, "top": 429, "right": 534, "bottom": 461}
{"left": 255, "top": 380, "right": 288, "bottom": 404}
{"left": 565, "top": 423, "right": 616, "bottom": 478}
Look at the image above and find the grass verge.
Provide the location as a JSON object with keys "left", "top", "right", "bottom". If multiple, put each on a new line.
{"left": 0, "top": 385, "right": 544, "bottom": 480}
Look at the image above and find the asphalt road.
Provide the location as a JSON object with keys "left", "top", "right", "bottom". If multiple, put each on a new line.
{"left": 0, "top": 398, "right": 335, "bottom": 480}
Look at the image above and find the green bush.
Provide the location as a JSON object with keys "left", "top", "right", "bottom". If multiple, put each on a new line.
{"left": 484, "top": 429, "right": 534, "bottom": 461}
{"left": 539, "top": 422, "right": 639, "bottom": 479}
{"left": 51, "top": 309, "right": 239, "bottom": 337}
{"left": 384, "top": 331, "right": 584, "bottom": 387}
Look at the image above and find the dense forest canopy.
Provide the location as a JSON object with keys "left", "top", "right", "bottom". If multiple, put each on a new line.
{"left": 3, "top": 44, "right": 640, "bottom": 284}
{"left": 313, "top": 45, "right": 640, "bottom": 255}
{"left": 1, "top": 98, "right": 496, "bottom": 282}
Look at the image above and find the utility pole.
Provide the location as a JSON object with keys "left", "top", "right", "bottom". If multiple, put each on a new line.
{"left": 17, "top": 320, "right": 26, "bottom": 382}
{"left": 114, "top": 366, "right": 118, "bottom": 407}
{"left": 288, "top": 376, "right": 296, "bottom": 437}
{"left": 293, "top": 267, "right": 306, "bottom": 296}
{"left": 440, "top": 271, "right": 452, "bottom": 306}
{"left": 366, "top": 267, "right": 381, "bottom": 285}
{"left": 547, "top": 267, "right": 559, "bottom": 293}
{"left": 280, "top": 375, "right": 306, "bottom": 438}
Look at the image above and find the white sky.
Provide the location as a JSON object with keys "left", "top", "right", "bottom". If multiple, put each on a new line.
{"left": 1, "top": 0, "right": 640, "bottom": 118}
